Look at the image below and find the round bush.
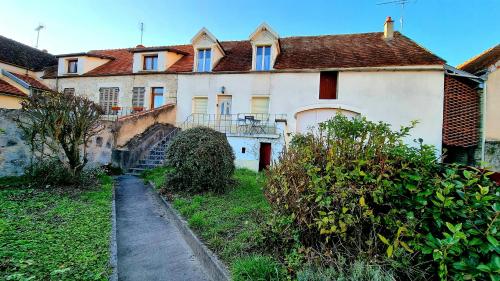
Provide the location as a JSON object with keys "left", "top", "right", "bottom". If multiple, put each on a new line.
{"left": 165, "top": 127, "right": 235, "bottom": 193}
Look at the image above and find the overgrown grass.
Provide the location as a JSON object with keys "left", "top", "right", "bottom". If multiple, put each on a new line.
{"left": 141, "top": 166, "right": 170, "bottom": 189}
{"left": 0, "top": 175, "right": 113, "bottom": 280}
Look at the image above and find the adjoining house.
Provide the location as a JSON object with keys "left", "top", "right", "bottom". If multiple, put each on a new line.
{"left": 0, "top": 35, "right": 56, "bottom": 109}
{"left": 458, "top": 44, "right": 500, "bottom": 171}
{"left": 40, "top": 17, "right": 454, "bottom": 172}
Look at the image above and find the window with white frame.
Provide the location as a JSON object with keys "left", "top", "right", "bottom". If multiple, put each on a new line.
{"left": 192, "top": 97, "right": 208, "bottom": 114}
{"left": 197, "top": 49, "right": 211, "bottom": 72}
{"left": 143, "top": 55, "right": 158, "bottom": 71}
{"left": 67, "top": 59, "right": 78, "bottom": 73}
{"left": 255, "top": 46, "right": 271, "bottom": 71}
{"left": 99, "top": 87, "right": 119, "bottom": 114}
{"left": 132, "top": 87, "right": 145, "bottom": 108}
{"left": 251, "top": 96, "right": 270, "bottom": 114}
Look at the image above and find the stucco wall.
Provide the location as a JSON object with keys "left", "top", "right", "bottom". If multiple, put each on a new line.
{"left": 485, "top": 67, "right": 500, "bottom": 140}
{"left": 0, "top": 95, "right": 23, "bottom": 109}
{"left": 485, "top": 141, "right": 500, "bottom": 172}
{"left": 176, "top": 69, "right": 445, "bottom": 151}
{"left": 0, "top": 109, "right": 31, "bottom": 176}
{"left": 228, "top": 134, "right": 284, "bottom": 171}
{"left": 44, "top": 74, "right": 178, "bottom": 109}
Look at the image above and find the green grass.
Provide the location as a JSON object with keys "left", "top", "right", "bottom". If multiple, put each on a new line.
{"left": 141, "top": 166, "right": 171, "bottom": 189}
{"left": 0, "top": 175, "right": 113, "bottom": 280}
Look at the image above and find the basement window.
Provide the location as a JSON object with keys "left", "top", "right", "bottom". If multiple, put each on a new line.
{"left": 319, "top": 71, "right": 338, "bottom": 99}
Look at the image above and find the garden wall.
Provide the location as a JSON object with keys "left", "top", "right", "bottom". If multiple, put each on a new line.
{"left": 485, "top": 141, "right": 500, "bottom": 172}
{"left": 0, "top": 109, "right": 31, "bottom": 176}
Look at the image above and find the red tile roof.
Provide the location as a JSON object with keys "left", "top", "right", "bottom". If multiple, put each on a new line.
{"left": 48, "top": 31, "right": 444, "bottom": 78}
{"left": 0, "top": 78, "right": 25, "bottom": 97}
{"left": 10, "top": 72, "right": 51, "bottom": 90}
{"left": 442, "top": 75, "right": 480, "bottom": 147}
{"left": 458, "top": 44, "right": 500, "bottom": 74}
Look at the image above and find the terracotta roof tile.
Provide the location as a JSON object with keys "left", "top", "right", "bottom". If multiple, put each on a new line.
{"left": 442, "top": 75, "right": 480, "bottom": 147}
{"left": 53, "top": 31, "right": 444, "bottom": 77}
{"left": 10, "top": 72, "right": 51, "bottom": 90}
{"left": 0, "top": 78, "right": 25, "bottom": 97}
{"left": 458, "top": 44, "right": 500, "bottom": 74}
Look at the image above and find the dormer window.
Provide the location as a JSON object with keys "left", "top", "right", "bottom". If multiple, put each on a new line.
{"left": 143, "top": 55, "right": 158, "bottom": 71}
{"left": 197, "top": 49, "right": 212, "bottom": 72}
{"left": 67, "top": 59, "right": 78, "bottom": 73}
{"left": 256, "top": 46, "right": 271, "bottom": 71}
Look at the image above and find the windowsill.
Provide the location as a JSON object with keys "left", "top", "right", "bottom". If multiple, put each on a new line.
{"left": 63, "top": 73, "right": 79, "bottom": 76}
{"left": 138, "top": 70, "right": 159, "bottom": 73}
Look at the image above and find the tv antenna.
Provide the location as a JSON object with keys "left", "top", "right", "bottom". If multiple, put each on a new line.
{"left": 139, "top": 22, "right": 144, "bottom": 45}
{"left": 377, "top": 0, "right": 414, "bottom": 32}
{"left": 34, "top": 23, "right": 45, "bottom": 48}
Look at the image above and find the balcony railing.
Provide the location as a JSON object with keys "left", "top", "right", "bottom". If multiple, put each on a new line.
{"left": 181, "top": 113, "right": 287, "bottom": 136}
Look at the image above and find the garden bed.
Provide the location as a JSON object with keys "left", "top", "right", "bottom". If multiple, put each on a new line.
{"left": 0, "top": 175, "right": 114, "bottom": 280}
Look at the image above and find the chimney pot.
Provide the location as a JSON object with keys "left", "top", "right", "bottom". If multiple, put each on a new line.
{"left": 384, "top": 16, "right": 394, "bottom": 39}
{"left": 136, "top": 44, "right": 145, "bottom": 48}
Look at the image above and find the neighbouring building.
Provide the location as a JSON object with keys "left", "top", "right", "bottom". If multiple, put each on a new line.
{"left": 459, "top": 44, "right": 500, "bottom": 171}
{"left": 0, "top": 35, "right": 56, "bottom": 109}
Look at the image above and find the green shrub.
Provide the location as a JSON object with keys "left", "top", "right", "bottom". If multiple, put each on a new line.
{"left": 297, "top": 260, "right": 395, "bottom": 281}
{"left": 265, "top": 114, "right": 499, "bottom": 280}
{"left": 165, "top": 127, "right": 235, "bottom": 193}
{"left": 231, "top": 255, "right": 286, "bottom": 281}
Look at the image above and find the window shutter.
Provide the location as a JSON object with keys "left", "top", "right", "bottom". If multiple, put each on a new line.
{"left": 193, "top": 97, "right": 208, "bottom": 114}
{"left": 251, "top": 97, "right": 270, "bottom": 114}
{"left": 132, "top": 87, "right": 145, "bottom": 107}
{"left": 319, "top": 72, "right": 338, "bottom": 99}
{"left": 99, "top": 87, "right": 119, "bottom": 114}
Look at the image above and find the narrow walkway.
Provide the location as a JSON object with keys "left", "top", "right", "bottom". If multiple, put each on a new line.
{"left": 115, "top": 175, "right": 210, "bottom": 281}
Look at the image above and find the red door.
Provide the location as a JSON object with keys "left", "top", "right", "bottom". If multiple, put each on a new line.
{"left": 259, "top": 143, "right": 271, "bottom": 171}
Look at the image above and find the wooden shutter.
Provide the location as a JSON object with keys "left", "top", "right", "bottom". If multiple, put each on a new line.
{"left": 99, "top": 87, "right": 119, "bottom": 114}
{"left": 132, "top": 87, "right": 145, "bottom": 107}
{"left": 193, "top": 97, "right": 208, "bottom": 114}
{"left": 251, "top": 97, "right": 270, "bottom": 114}
{"left": 319, "top": 71, "right": 338, "bottom": 99}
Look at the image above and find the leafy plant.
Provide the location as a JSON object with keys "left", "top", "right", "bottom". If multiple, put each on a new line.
{"left": 165, "top": 127, "right": 235, "bottom": 193}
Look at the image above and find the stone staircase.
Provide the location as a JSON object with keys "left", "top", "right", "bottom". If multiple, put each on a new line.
{"left": 126, "top": 128, "right": 180, "bottom": 175}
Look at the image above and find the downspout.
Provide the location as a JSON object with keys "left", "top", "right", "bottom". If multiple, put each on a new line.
{"left": 480, "top": 78, "right": 487, "bottom": 166}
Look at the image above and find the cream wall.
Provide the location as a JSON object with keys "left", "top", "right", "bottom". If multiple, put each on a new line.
{"left": 485, "top": 66, "right": 500, "bottom": 140}
{"left": 44, "top": 74, "right": 178, "bottom": 109}
{"left": 0, "top": 95, "right": 23, "bottom": 109}
{"left": 177, "top": 69, "right": 445, "bottom": 151}
{"left": 0, "top": 62, "right": 41, "bottom": 77}
{"left": 57, "top": 57, "right": 110, "bottom": 76}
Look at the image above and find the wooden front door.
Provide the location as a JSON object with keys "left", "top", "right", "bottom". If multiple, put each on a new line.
{"left": 259, "top": 142, "right": 271, "bottom": 171}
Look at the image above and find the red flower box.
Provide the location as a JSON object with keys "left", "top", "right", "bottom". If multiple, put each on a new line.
{"left": 132, "top": 106, "right": 144, "bottom": 112}
{"left": 111, "top": 106, "right": 121, "bottom": 111}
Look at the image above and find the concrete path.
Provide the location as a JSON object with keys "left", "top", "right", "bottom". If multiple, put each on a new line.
{"left": 115, "top": 175, "right": 210, "bottom": 281}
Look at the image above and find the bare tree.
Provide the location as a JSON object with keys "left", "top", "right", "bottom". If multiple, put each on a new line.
{"left": 16, "top": 91, "right": 103, "bottom": 176}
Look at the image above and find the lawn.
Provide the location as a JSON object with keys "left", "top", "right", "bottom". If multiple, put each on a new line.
{"left": 142, "top": 167, "right": 273, "bottom": 265}
{"left": 0, "top": 175, "right": 113, "bottom": 280}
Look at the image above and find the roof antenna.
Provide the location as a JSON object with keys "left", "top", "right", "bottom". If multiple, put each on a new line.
{"left": 377, "top": 0, "right": 414, "bottom": 32}
{"left": 34, "top": 23, "right": 45, "bottom": 48}
{"left": 139, "top": 22, "right": 144, "bottom": 45}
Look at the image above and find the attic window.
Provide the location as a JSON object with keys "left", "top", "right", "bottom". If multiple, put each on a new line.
{"left": 67, "top": 59, "right": 78, "bottom": 73}
{"left": 143, "top": 55, "right": 158, "bottom": 71}
{"left": 197, "top": 49, "right": 211, "bottom": 72}
{"left": 256, "top": 46, "right": 271, "bottom": 71}
{"left": 319, "top": 71, "right": 338, "bottom": 99}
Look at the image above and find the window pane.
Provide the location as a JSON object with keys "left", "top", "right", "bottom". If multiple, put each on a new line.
{"left": 263, "top": 46, "right": 271, "bottom": 70}
{"left": 154, "top": 95, "right": 163, "bottom": 108}
{"left": 197, "top": 50, "right": 205, "bottom": 72}
{"left": 204, "top": 50, "right": 211, "bottom": 72}
{"left": 153, "top": 87, "right": 163, "bottom": 94}
{"left": 152, "top": 57, "right": 158, "bottom": 70}
{"left": 256, "top": 47, "right": 263, "bottom": 70}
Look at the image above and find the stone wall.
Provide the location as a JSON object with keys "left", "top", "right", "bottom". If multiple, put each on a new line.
{"left": 0, "top": 109, "right": 31, "bottom": 176}
{"left": 485, "top": 141, "right": 500, "bottom": 172}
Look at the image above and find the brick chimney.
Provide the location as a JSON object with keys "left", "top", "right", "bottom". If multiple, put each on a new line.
{"left": 384, "top": 16, "right": 394, "bottom": 39}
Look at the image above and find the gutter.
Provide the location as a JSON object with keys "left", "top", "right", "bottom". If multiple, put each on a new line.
{"left": 1, "top": 69, "right": 30, "bottom": 89}
{"left": 481, "top": 78, "right": 487, "bottom": 166}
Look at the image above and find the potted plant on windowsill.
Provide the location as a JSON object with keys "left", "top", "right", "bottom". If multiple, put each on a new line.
{"left": 132, "top": 106, "right": 144, "bottom": 112}
{"left": 111, "top": 106, "right": 121, "bottom": 111}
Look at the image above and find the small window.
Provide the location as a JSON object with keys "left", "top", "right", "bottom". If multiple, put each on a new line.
{"left": 132, "top": 87, "right": 145, "bottom": 107}
{"left": 192, "top": 97, "right": 208, "bottom": 114}
{"left": 151, "top": 87, "right": 164, "bottom": 108}
{"left": 63, "top": 88, "right": 75, "bottom": 95}
{"left": 251, "top": 97, "right": 270, "bottom": 114}
{"left": 319, "top": 71, "right": 338, "bottom": 99}
{"left": 241, "top": 147, "right": 246, "bottom": 153}
{"left": 256, "top": 46, "right": 271, "bottom": 71}
{"left": 67, "top": 59, "right": 78, "bottom": 73}
{"left": 197, "top": 49, "right": 211, "bottom": 72}
{"left": 99, "top": 87, "right": 119, "bottom": 114}
{"left": 143, "top": 55, "right": 158, "bottom": 71}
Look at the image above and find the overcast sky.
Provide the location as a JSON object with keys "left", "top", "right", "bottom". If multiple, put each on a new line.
{"left": 1, "top": 0, "right": 498, "bottom": 66}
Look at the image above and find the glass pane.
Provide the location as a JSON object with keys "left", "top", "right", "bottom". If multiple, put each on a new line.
{"left": 204, "top": 50, "right": 211, "bottom": 72}
{"left": 197, "top": 50, "right": 205, "bottom": 72}
{"left": 264, "top": 46, "right": 271, "bottom": 70}
{"left": 256, "top": 47, "right": 263, "bottom": 70}
{"left": 152, "top": 57, "right": 158, "bottom": 70}
{"left": 153, "top": 87, "right": 163, "bottom": 94}
{"left": 154, "top": 95, "right": 163, "bottom": 108}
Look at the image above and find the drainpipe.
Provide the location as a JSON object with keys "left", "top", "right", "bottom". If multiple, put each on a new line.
{"left": 480, "top": 78, "right": 487, "bottom": 166}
